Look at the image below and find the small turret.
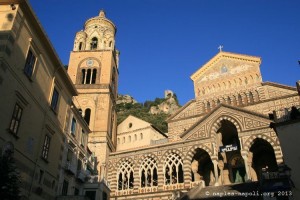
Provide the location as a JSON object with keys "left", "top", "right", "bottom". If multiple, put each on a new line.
{"left": 73, "top": 10, "right": 117, "bottom": 51}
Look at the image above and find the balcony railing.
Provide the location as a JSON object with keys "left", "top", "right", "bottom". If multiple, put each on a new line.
{"left": 65, "top": 161, "right": 76, "bottom": 175}
{"left": 273, "top": 105, "right": 300, "bottom": 122}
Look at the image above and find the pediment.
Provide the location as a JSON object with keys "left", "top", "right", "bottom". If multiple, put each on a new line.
{"left": 190, "top": 52, "right": 261, "bottom": 84}
{"left": 118, "top": 115, "right": 151, "bottom": 134}
{"left": 181, "top": 104, "right": 272, "bottom": 141}
{"left": 167, "top": 100, "right": 197, "bottom": 122}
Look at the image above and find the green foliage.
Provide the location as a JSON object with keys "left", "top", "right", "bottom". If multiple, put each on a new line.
{"left": 0, "top": 153, "right": 21, "bottom": 200}
{"left": 116, "top": 93, "right": 181, "bottom": 133}
{"left": 117, "top": 101, "right": 169, "bottom": 133}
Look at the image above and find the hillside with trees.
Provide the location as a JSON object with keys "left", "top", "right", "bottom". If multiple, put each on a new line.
{"left": 116, "top": 92, "right": 181, "bottom": 133}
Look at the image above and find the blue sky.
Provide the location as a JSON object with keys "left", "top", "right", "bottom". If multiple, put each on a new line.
{"left": 28, "top": 0, "right": 300, "bottom": 105}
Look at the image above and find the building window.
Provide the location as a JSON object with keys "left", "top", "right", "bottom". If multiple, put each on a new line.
{"left": 111, "top": 68, "right": 116, "bottom": 93}
{"left": 38, "top": 170, "right": 44, "bottom": 184}
{"left": 74, "top": 187, "right": 79, "bottom": 195}
{"left": 118, "top": 161, "right": 134, "bottom": 190}
{"left": 238, "top": 94, "right": 243, "bottom": 106}
{"left": 71, "top": 117, "right": 77, "bottom": 136}
{"left": 51, "top": 180, "right": 55, "bottom": 189}
{"left": 134, "top": 134, "right": 137, "bottom": 141}
{"left": 84, "top": 109, "right": 91, "bottom": 125}
{"left": 207, "top": 102, "right": 211, "bottom": 112}
{"left": 81, "top": 69, "right": 86, "bottom": 84}
{"left": 140, "top": 157, "right": 158, "bottom": 187}
{"left": 41, "top": 135, "right": 51, "bottom": 160}
{"left": 86, "top": 69, "right": 91, "bottom": 83}
{"left": 90, "top": 37, "right": 98, "bottom": 50}
{"left": 81, "top": 69, "right": 97, "bottom": 84}
{"left": 78, "top": 42, "right": 83, "bottom": 50}
{"left": 62, "top": 180, "right": 69, "bottom": 195}
{"left": 24, "top": 49, "right": 36, "bottom": 78}
{"left": 77, "top": 159, "right": 82, "bottom": 171}
{"left": 66, "top": 149, "right": 73, "bottom": 162}
{"left": 81, "top": 130, "right": 86, "bottom": 147}
{"left": 103, "top": 192, "right": 107, "bottom": 200}
{"left": 92, "top": 69, "right": 97, "bottom": 84}
{"left": 249, "top": 92, "right": 254, "bottom": 104}
{"left": 140, "top": 133, "right": 143, "bottom": 140}
{"left": 9, "top": 103, "right": 23, "bottom": 135}
{"left": 117, "top": 138, "right": 120, "bottom": 144}
{"left": 50, "top": 87, "right": 59, "bottom": 111}
{"left": 128, "top": 135, "right": 131, "bottom": 143}
{"left": 164, "top": 153, "right": 184, "bottom": 185}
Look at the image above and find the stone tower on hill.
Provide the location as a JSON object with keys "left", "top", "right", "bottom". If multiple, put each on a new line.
{"left": 67, "top": 10, "right": 119, "bottom": 180}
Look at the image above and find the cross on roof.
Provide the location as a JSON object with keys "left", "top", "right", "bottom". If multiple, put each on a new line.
{"left": 218, "top": 45, "right": 224, "bottom": 52}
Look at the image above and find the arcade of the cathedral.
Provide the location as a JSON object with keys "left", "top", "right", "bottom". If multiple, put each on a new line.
{"left": 108, "top": 52, "right": 300, "bottom": 199}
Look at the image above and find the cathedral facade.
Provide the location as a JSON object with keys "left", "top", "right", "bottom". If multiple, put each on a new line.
{"left": 107, "top": 51, "right": 299, "bottom": 199}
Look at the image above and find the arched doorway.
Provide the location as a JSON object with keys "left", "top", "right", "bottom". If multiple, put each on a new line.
{"left": 217, "top": 120, "right": 246, "bottom": 184}
{"left": 191, "top": 148, "right": 214, "bottom": 186}
{"left": 250, "top": 138, "right": 278, "bottom": 180}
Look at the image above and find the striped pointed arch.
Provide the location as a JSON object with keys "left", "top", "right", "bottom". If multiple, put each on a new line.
{"left": 243, "top": 133, "right": 283, "bottom": 164}
{"left": 186, "top": 144, "right": 214, "bottom": 163}
{"left": 116, "top": 157, "right": 136, "bottom": 169}
{"left": 159, "top": 149, "right": 184, "bottom": 164}
{"left": 137, "top": 153, "right": 159, "bottom": 166}
{"left": 243, "top": 133, "right": 280, "bottom": 152}
{"left": 210, "top": 115, "right": 242, "bottom": 136}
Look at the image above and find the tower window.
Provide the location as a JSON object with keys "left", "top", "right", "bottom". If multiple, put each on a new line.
{"left": 79, "top": 42, "right": 83, "bottom": 50}
{"left": 81, "top": 68, "right": 97, "bottom": 84}
{"left": 86, "top": 69, "right": 91, "bottom": 84}
{"left": 84, "top": 108, "right": 91, "bottom": 125}
{"left": 81, "top": 69, "right": 86, "bottom": 84}
{"left": 92, "top": 69, "right": 97, "bottom": 84}
{"left": 109, "top": 41, "right": 112, "bottom": 47}
{"left": 91, "top": 37, "right": 98, "bottom": 50}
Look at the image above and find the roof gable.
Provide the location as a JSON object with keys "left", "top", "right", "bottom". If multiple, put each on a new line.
{"left": 117, "top": 115, "right": 151, "bottom": 133}
{"left": 190, "top": 51, "right": 261, "bottom": 82}
{"left": 167, "top": 99, "right": 197, "bottom": 122}
{"left": 181, "top": 104, "right": 272, "bottom": 141}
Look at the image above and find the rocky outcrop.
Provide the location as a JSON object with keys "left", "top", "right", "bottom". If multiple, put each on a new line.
{"left": 149, "top": 91, "right": 180, "bottom": 115}
{"left": 116, "top": 94, "right": 137, "bottom": 104}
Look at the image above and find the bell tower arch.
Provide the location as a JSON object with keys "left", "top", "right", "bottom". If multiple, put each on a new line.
{"left": 67, "top": 10, "right": 119, "bottom": 180}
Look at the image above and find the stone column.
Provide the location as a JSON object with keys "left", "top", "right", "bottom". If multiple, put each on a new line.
{"left": 183, "top": 159, "right": 192, "bottom": 189}
{"left": 218, "top": 160, "right": 224, "bottom": 185}
{"left": 241, "top": 151, "right": 250, "bottom": 181}
{"left": 157, "top": 162, "right": 165, "bottom": 191}
{"left": 212, "top": 160, "right": 219, "bottom": 186}
{"left": 133, "top": 166, "right": 139, "bottom": 193}
{"left": 247, "top": 152, "right": 258, "bottom": 181}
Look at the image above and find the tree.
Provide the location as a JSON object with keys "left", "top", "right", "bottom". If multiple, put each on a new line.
{"left": 0, "top": 151, "right": 21, "bottom": 200}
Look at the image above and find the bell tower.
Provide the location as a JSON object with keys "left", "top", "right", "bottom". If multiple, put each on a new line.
{"left": 67, "top": 10, "right": 119, "bottom": 179}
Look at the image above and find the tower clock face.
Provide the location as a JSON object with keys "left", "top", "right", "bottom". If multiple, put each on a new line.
{"left": 86, "top": 59, "right": 94, "bottom": 67}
